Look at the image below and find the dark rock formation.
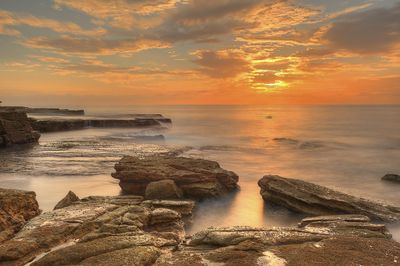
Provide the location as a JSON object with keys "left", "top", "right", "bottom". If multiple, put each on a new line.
{"left": 0, "top": 195, "right": 195, "bottom": 265}
{"left": 30, "top": 118, "right": 165, "bottom": 132}
{"left": 112, "top": 155, "right": 239, "bottom": 199}
{"left": 145, "top": 180, "right": 183, "bottom": 200}
{"left": 382, "top": 173, "right": 400, "bottom": 183}
{"left": 0, "top": 188, "right": 40, "bottom": 242}
{"left": 54, "top": 191, "right": 80, "bottom": 210}
{"left": 0, "top": 106, "right": 84, "bottom": 116}
{"left": 0, "top": 111, "right": 40, "bottom": 147}
{"left": 258, "top": 175, "right": 400, "bottom": 222}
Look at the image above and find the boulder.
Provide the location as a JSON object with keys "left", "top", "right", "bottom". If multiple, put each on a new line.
{"left": 53, "top": 191, "right": 80, "bottom": 210}
{"left": 382, "top": 173, "right": 400, "bottom": 183}
{"left": 145, "top": 179, "right": 183, "bottom": 200}
{"left": 0, "top": 188, "right": 41, "bottom": 242}
{"left": 112, "top": 155, "right": 239, "bottom": 199}
{"left": 258, "top": 175, "right": 400, "bottom": 222}
{"left": 0, "top": 111, "right": 40, "bottom": 147}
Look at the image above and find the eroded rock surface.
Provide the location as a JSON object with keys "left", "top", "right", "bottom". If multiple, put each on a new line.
{"left": 173, "top": 214, "right": 398, "bottom": 266}
{"left": 258, "top": 175, "right": 400, "bottom": 222}
{"left": 0, "top": 188, "right": 40, "bottom": 243}
{"left": 112, "top": 155, "right": 239, "bottom": 199}
{"left": 0, "top": 193, "right": 195, "bottom": 266}
{"left": 0, "top": 111, "right": 40, "bottom": 148}
{"left": 0, "top": 191, "right": 398, "bottom": 266}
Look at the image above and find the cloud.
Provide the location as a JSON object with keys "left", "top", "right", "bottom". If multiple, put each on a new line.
{"left": 23, "top": 36, "right": 169, "bottom": 55}
{"left": 192, "top": 50, "right": 250, "bottom": 78}
{"left": 323, "top": 3, "right": 400, "bottom": 54}
{"left": 0, "top": 9, "right": 105, "bottom": 36}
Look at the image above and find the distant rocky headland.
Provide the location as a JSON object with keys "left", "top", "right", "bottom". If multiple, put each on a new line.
{"left": 0, "top": 105, "right": 171, "bottom": 148}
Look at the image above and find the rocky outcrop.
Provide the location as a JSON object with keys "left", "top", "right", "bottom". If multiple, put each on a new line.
{"left": 0, "top": 111, "right": 40, "bottom": 147}
{"left": 382, "top": 173, "right": 400, "bottom": 183}
{"left": 1, "top": 189, "right": 398, "bottom": 266}
{"left": 0, "top": 188, "right": 40, "bottom": 242}
{"left": 258, "top": 175, "right": 400, "bottom": 222}
{"left": 53, "top": 191, "right": 80, "bottom": 210}
{"left": 171, "top": 214, "right": 398, "bottom": 266}
{"left": 112, "top": 155, "right": 239, "bottom": 199}
{"left": 0, "top": 106, "right": 84, "bottom": 116}
{"left": 30, "top": 118, "right": 166, "bottom": 132}
{"left": 0, "top": 193, "right": 195, "bottom": 265}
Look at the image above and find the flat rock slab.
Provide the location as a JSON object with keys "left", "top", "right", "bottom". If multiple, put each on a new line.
{"left": 112, "top": 155, "right": 239, "bottom": 199}
{"left": 258, "top": 175, "right": 400, "bottom": 222}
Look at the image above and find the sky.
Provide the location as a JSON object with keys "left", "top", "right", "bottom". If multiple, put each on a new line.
{"left": 0, "top": 0, "right": 399, "bottom": 107}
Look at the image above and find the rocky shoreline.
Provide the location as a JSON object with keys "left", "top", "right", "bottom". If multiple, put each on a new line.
{"left": 0, "top": 185, "right": 399, "bottom": 266}
{"left": 0, "top": 106, "right": 171, "bottom": 147}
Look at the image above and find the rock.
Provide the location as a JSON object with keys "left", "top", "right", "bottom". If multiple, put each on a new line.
{"left": 30, "top": 119, "right": 86, "bottom": 132}
{"left": 269, "top": 236, "right": 400, "bottom": 266}
{"left": 0, "top": 111, "right": 40, "bottom": 147}
{"left": 1, "top": 106, "right": 84, "bottom": 115}
{"left": 145, "top": 180, "right": 183, "bottom": 200}
{"left": 54, "top": 191, "right": 80, "bottom": 210}
{"left": 382, "top": 173, "right": 400, "bottom": 183}
{"left": 0, "top": 195, "right": 194, "bottom": 265}
{"left": 141, "top": 200, "right": 195, "bottom": 218}
{"left": 258, "top": 175, "right": 400, "bottom": 222}
{"left": 112, "top": 155, "right": 239, "bottom": 199}
{"left": 30, "top": 118, "right": 165, "bottom": 132}
{"left": 0, "top": 188, "right": 40, "bottom": 242}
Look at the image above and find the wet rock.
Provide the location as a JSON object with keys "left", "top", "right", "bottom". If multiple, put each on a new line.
{"left": 145, "top": 180, "right": 183, "bottom": 200}
{"left": 30, "top": 118, "right": 166, "bottom": 133}
{"left": 112, "top": 155, "right": 239, "bottom": 199}
{"left": 0, "top": 188, "right": 40, "bottom": 242}
{"left": 0, "top": 111, "right": 40, "bottom": 147}
{"left": 54, "top": 191, "right": 80, "bottom": 210}
{"left": 184, "top": 215, "right": 397, "bottom": 266}
{"left": 382, "top": 173, "right": 400, "bottom": 183}
{"left": 258, "top": 175, "right": 400, "bottom": 222}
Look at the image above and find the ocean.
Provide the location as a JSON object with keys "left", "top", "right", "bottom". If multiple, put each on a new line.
{"left": 1, "top": 105, "right": 400, "bottom": 239}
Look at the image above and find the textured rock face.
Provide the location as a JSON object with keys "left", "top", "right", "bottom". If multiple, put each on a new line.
{"left": 0, "top": 194, "right": 195, "bottom": 265}
{"left": 382, "top": 173, "right": 400, "bottom": 183}
{"left": 1, "top": 191, "right": 398, "bottom": 266}
{"left": 258, "top": 175, "right": 400, "bottom": 222}
{"left": 0, "top": 188, "right": 40, "bottom": 242}
{"left": 0, "top": 111, "right": 40, "bottom": 147}
{"left": 179, "top": 215, "right": 398, "bottom": 266}
{"left": 53, "top": 191, "right": 80, "bottom": 210}
{"left": 112, "top": 155, "right": 239, "bottom": 199}
{"left": 145, "top": 180, "right": 183, "bottom": 200}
